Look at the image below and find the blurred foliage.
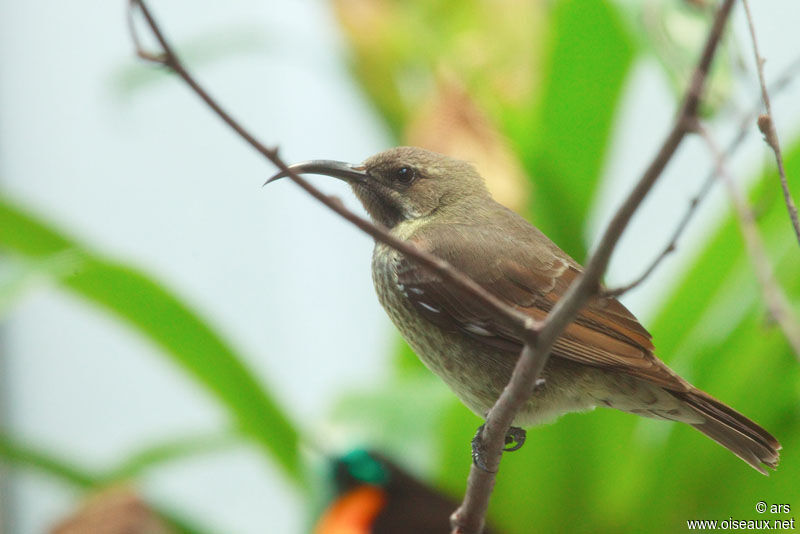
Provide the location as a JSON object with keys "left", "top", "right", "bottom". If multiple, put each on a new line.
{"left": 0, "top": 433, "right": 218, "bottom": 534}
{"left": 0, "top": 198, "right": 304, "bottom": 486}
{"left": 510, "top": 0, "right": 635, "bottom": 258}
{"left": 0, "top": 251, "right": 84, "bottom": 318}
{"left": 333, "top": 0, "right": 635, "bottom": 260}
{"left": 618, "top": 0, "right": 734, "bottom": 114}
{"left": 0, "top": 429, "right": 238, "bottom": 489}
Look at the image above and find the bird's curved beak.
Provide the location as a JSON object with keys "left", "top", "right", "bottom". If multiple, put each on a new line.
{"left": 264, "top": 160, "right": 368, "bottom": 186}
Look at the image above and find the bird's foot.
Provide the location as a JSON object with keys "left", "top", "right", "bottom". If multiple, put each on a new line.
{"left": 471, "top": 424, "right": 528, "bottom": 472}
{"left": 503, "top": 426, "right": 526, "bottom": 452}
{"left": 471, "top": 424, "right": 493, "bottom": 472}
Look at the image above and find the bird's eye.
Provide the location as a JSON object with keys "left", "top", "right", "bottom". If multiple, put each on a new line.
{"left": 394, "top": 165, "right": 416, "bottom": 185}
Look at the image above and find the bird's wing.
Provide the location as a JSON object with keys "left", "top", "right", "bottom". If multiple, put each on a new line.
{"left": 395, "top": 220, "right": 690, "bottom": 392}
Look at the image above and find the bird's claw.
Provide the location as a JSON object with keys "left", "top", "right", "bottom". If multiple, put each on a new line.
{"left": 503, "top": 426, "right": 526, "bottom": 452}
{"left": 471, "top": 424, "right": 494, "bottom": 472}
{"left": 471, "top": 424, "right": 528, "bottom": 472}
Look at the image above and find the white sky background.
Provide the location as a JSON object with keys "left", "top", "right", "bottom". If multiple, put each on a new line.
{"left": 0, "top": 1, "right": 798, "bottom": 533}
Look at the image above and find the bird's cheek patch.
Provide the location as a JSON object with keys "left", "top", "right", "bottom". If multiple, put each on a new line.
{"left": 394, "top": 193, "right": 424, "bottom": 219}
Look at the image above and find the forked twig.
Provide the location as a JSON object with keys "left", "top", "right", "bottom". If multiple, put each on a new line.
{"left": 697, "top": 124, "right": 800, "bottom": 359}
{"left": 741, "top": 0, "right": 800, "bottom": 244}
{"left": 604, "top": 53, "right": 800, "bottom": 298}
{"left": 126, "top": 0, "right": 538, "bottom": 340}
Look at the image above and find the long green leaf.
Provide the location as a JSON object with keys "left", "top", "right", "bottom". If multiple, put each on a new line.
{"left": 0, "top": 197, "right": 303, "bottom": 486}
{"left": 0, "top": 251, "right": 84, "bottom": 318}
{"left": 503, "top": 0, "right": 636, "bottom": 260}
{"left": 101, "top": 432, "right": 240, "bottom": 483}
{"left": 0, "top": 434, "right": 98, "bottom": 490}
{"left": 627, "top": 141, "right": 800, "bottom": 530}
{"left": 0, "top": 434, "right": 215, "bottom": 534}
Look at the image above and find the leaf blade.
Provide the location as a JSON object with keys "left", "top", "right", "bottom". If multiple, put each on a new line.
{"left": 0, "top": 197, "right": 304, "bottom": 487}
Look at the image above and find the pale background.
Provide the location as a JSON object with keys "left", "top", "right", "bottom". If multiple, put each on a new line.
{"left": 1, "top": 1, "right": 799, "bottom": 532}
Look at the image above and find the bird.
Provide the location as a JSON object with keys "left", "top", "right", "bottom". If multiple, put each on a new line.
{"left": 315, "top": 449, "right": 499, "bottom": 534}
{"left": 266, "top": 146, "right": 781, "bottom": 474}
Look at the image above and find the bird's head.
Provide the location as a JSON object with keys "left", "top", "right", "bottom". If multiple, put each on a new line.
{"left": 266, "top": 146, "right": 490, "bottom": 228}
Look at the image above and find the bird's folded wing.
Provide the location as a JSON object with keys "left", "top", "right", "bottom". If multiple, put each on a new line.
{"left": 396, "top": 226, "right": 690, "bottom": 392}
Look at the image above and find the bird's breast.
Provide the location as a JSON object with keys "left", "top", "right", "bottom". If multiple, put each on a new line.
{"left": 369, "top": 241, "right": 607, "bottom": 426}
{"left": 370, "top": 242, "right": 516, "bottom": 416}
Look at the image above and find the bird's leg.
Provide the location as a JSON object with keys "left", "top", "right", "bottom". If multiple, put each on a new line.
{"left": 471, "top": 424, "right": 528, "bottom": 472}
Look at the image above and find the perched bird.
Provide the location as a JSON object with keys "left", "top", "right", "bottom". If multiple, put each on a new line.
{"left": 315, "top": 449, "right": 498, "bottom": 534}
{"left": 267, "top": 146, "right": 780, "bottom": 474}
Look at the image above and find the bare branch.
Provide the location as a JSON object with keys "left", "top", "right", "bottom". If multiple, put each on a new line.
{"left": 697, "top": 124, "right": 800, "bottom": 359}
{"left": 604, "top": 52, "right": 800, "bottom": 298}
{"left": 602, "top": 174, "right": 714, "bottom": 298}
{"left": 126, "top": 0, "right": 539, "bottom": 341}
{"left": 741, "top": 0, "right": 800, "bottom": 244}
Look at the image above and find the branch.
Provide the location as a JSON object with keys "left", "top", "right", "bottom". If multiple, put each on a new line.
{"left": 742, "top": 0, "right": 800, "bottom": 245}
{"left": 126, "top": 1, "right": 735, "bottom": 532}
{"left": 603, "top": 52, "right": 800, "bottom": 298}
{"left": 697, "top": 124, "right": 800, "bottom": 359}
{"left": 602, "top": 174, "right": 714, "bottom": 298}
{"left": 126, "top": 0, "right": 537, "bottom": 341}
{"left": 451, "top": 0, "right": 735, "bottom": 531}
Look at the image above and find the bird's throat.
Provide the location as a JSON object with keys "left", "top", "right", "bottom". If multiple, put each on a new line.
{"left": 351, "top": 183, "right": 406, "bottom": 228}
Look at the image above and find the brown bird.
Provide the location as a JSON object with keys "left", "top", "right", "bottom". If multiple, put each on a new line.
{"left": 267, "top": 146, "right": 780, "bottom": 474}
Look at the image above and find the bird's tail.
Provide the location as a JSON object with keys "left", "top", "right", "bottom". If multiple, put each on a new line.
{"left": 673, "top": 388, "right": 781, "bottom": 475}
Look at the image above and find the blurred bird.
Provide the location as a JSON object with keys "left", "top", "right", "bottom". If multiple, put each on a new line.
{"left": 315, "top": 449, "right": 497, "bottom": 534}
{"left": 267, "top": 146, "right": 781, "bottom": 474}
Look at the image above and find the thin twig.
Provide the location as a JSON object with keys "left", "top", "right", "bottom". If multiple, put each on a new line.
{"left": 127, "top": 0, "right": 538, "bottom": 341}
{"left": 451, "top": 1, "right": 735, "bottom": 531}
{"left": 697, "top": 124, "right": 800, "bottom": 358}
{"left": 126, "top": 1, "right": 735, "bottom": 532}
{"left": 602, "top": 175, "right": 715, "bottom": 298}
{"left": 603, "top": 52, "right": 800, "bottom": 298}
{"left": 741, "top": 0, "right": 800, "bottom": 245}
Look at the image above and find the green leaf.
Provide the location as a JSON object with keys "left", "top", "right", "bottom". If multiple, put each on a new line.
{"left": 392, "top": 337, "right": 428, "bottom": 378}
{"left": 0, "top": 197, "right": 304, "bottom": 487}
{"left": 330, "top": 376, "right": 451, "bottom": 471}
{"left": 0, "top": 433, "right": 99, "bottom": 490}
{"left": 101, "top": 432, "right": 240, "bottom": 483}
{"left": 0, "top": 251, "right": 85, "bottom": 318}
{"left": 650, "top": 142, "right": 800, "bottom": 363}
{"left": 0, "top": 433, "right": 216, "bottom": 534}
{"left": 618, "top": 1, "right": 734, "bottom": 115}
{"left": 628, "top": 140, "right": 800, "bottom": 530}
{"left": 152, "top": 505, "right": 219, "bottom": 534}
{"left": 503, "top": 0, "right": 636, "bottom": 260}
